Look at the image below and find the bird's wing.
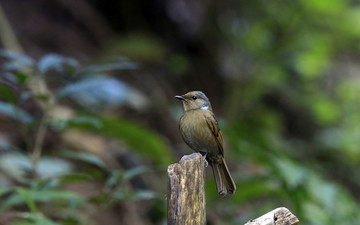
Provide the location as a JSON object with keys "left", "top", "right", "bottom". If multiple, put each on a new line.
{"left": 205, "top": 112, "right": 224, "bottom": 156}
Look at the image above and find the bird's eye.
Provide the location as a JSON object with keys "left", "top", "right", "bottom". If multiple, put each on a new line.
{"left": 192, "top": 96, "right": 197, "bottom": 100}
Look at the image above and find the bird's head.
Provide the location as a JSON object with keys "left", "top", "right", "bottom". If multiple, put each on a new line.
{"left": 175, "top": 91, "right": 212, "bottom": 112}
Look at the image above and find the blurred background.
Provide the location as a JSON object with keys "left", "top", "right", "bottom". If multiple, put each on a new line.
{"left": 1, "top": 0, "right": 360, "bottom": 224}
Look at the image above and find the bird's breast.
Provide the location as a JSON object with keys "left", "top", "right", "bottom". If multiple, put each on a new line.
{"left": 179, "top": 110, "right": 218, "bottom": 153}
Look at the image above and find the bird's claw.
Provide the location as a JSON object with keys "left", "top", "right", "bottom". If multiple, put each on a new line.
{"left": 202, "top": 154, "right": 209, "bottom": 167}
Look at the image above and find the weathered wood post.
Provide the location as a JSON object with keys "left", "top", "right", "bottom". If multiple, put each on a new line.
{"left": 167, "top": 153, "right": 206, "bottom": 225}
{"left": 167, "top": 153, "right": 299, "bottom": 225}
{"left": 245, "top": 207, "right": 299, "bottom": 225}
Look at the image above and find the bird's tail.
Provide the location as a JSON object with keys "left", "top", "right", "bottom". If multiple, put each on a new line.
{"left": 211, "top": 157, "right": 236, "bottom": 196}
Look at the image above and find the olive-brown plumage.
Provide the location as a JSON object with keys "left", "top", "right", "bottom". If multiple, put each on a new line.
{"left": 175, "top": 91, "right": 236, "bottom": 196}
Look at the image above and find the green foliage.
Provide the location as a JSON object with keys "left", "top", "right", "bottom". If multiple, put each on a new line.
{"left": 68, "top": 116, "right": 173, "bottom": 165}
{"left": 0, "top": 50, "right": 36, "bottom": 68}
{"left": 59, "top": 150, "right": 107, "bottom": 169}
{"left": 2, "top": 187, "right": 81, "bottom": 212}
{"left": 37, "top": 54, "right": 79, "bottom": 75}
{"left": 0, "top": 50, "right": 167, "bottom": 224}
{"left": 106, "top": 166, "right": 150, "bottom": 186}
{"left": 78, "top": 60, "right": 138, "bottom": 75}
{"left": 0, "top": 83, "right": 17, "bottom": 103}
{"left": 13, "top": 213, "right": 61, "bottom": 225}
{"left": 0, "top": 101, "right": 33, "bottom": 123}
{"left": 216, "top": 1, "right": 360, "bottom": 223}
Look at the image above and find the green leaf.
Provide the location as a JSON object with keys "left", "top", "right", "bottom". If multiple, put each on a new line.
{"left": 55, "top": 76, "right": 126, "bottom": 103}
{"left": 0, "top": 101, "right": 33, "bottom": 123}
{"left": 69, "top": 117, "right": 173, "bottom": 165}
{"left": 13, "top": 71, "right": 30, "bottom": 84}
{"left": 302, "top": 201, "right": 331, "bottom": 224}
{"left": 67, "top": 116, "right": 102, "bottom": 128}
{"left": 14, "top": 212, "right": 61, "bottom": 225}
{"left": 57, "top": 173, "right": 94, "bottom": 185}
{"left": 310, "top": 97, "right": 340, "bottom": 125}
{"left": 37, "top": 54, "right": 78, "bottom": 75}
{"left": 103, "top": 117, "right": 173, "bottom": 164}
{"left": 0, "top": 154, "right": 73, "bottom": 181}
{"left": 223, "top": 177, "right": 279, "bottom": 204}
{"left": 79, "top": 61, "right": 138, "bottom": 75}
{"left": 0, "top": 84, "right": 17, "bottom": 103}
{"left": 59, "top": 150, "right": 107, "bottom": 169}
{"left": 295, "top": 34, "right": 332, "bottom": 80}
{"left": 1, "top": 189, "right": 82, "bottom": 210}
{"left": 0, "top": 187, "right": 13, "bottom": 197}
{"left": 112, "top": 188, "right": 127, "bottom": 202}
{"left": 112, "top": 188, "right": 156, "bottom": 202}
{"left": 302, "top": 0, "right": 344, "bottom": 14}
{"left": 123, "top": 166, "right": 150, "bottom": 181}
{"left": 337, "top": 79, "right": 360, "bottom": 102}
{"left": 273, "top": 157, "right": 307, "bottom": 189}
{"left": 36, "top": 158, "right": 74, "bottom": 178}
{"left": 16, "top": 188, "right": 38, "bottom": 213}
{"left": 0, "top": 50, "right": 35, "bottom": 67}
{"left": 128, "top": 189, "right": 156, "bottom": 200}
{"left": 50, "top": 116, "right": 102, "bottom": 130}
{"left": 56, "top": 76, "right": 148, "bottom": 110}
{"left": 106, "top": 170, "right": 125, "bottom": 187}
{"left": 3, "top": 61, "right": 31, "bottom": 71}
{"left": 106, "top": 166, "right": 150, "bottom": 187}
{"left": 0, "top": 140, "right": 23, "bottom": 151}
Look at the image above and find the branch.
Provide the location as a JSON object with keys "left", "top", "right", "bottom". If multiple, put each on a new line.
{"left": 0, "top": 3, "right": 24, "bottom": 53}
{"left": 245, "top": 207, "right": 299, "bottom": 225}
{"left": 167, "top": 153, "right": 206, "bottom": 225}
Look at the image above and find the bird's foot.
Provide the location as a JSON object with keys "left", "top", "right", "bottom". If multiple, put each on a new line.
{"left": 202, "top": 153, "right": 209, "bottom": 167}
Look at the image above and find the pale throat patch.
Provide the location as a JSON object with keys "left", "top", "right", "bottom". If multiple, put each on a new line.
{"left": 200, "top": 106, "right": 209, "bottom": 110}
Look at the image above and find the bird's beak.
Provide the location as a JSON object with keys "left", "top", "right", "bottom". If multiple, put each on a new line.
{"left": 175, "top": 95, "right": 186, "bottom": 101}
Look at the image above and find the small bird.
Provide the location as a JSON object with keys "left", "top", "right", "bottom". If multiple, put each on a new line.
{"left": 175, "top": 91, "right": 236, "bottom": 196}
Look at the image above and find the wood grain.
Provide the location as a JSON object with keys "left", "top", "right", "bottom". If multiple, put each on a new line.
{"left": 167, "top": 153, "right": 206, "bottom": 225}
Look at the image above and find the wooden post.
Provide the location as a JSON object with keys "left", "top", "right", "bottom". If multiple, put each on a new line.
{"left": 245, "top": 207, "right": 299, "bottom": 225}
{"left": 167, "top": 153, "right": 206, "bottom": 225}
